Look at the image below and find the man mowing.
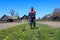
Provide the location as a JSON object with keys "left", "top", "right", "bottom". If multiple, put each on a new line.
{"left": 28, "top": 7, "right": 36, "bottom": 29}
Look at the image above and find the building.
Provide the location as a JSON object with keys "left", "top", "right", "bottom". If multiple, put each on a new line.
{"left": 42, "top": 14, "right": 52, "bottom": 21}
{"left": 21, "top": 15, "right": 29, "bottom": 22}
{"left": 51, "top": 8, "right": 60, "bottom": 21}
{"left": 42, "top": 8, "right": 60, "bottom": 21}
{"left": 1, "top": 15, "right": 20, "bottom": 22}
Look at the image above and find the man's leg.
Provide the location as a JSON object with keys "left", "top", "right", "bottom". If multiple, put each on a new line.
{"left": 30, "top": 20, "right": 32, "bottom": 29}
{"left": 33, "top": 19, "right": 36, "bottom": 28}
{"left": 34, "top": 22, "right": 36, "bottom": 28}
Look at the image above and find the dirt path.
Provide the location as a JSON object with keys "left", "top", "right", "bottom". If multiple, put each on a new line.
{"left": 41, "top": 21, "right": 60, "bottom": 28}
{"left": 0, "top": 22, "right": 24, "bottom": 30}
{"left": 0, "top": 22, "right": 60, "bottom": 30}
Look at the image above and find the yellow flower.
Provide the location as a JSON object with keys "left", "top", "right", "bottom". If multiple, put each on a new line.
{"left": 3, "top": 39, "right": 6, "bottom": 40}
{"left": 19, "top": 38, "right": 22, "bottom": 40}
{"left": 19, "top": 38, "right": 23, "bottom": 40}
{"left": 14, "top": 32, "right": 17, "bottom": 34}
{"left": 10, "top": 33, "right": 12, "bottom": 36}
{"left": 22, "top": 32, "right": 25, "bottom": 35}
{"left": 6, "top": 36, "right": 9, "bottom": 39}
{"left": 35, "top": 38, "right": 38, "bottom": 40}
{"left": 3, "top": 36, "right": 9, "bottom": 40}
{"left": 49, "top": 37, "right": 52, "bottom": 40}
{"left": 23, "top": 32, "right": 25, "bottom": 34}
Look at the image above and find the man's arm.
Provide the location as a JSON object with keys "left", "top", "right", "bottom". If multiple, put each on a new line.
{"left": 28, "top": 13, "right": 30, "bottom": 19}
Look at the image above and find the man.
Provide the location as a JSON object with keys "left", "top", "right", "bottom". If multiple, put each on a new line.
{"left": 28, "top": 7, "right": 36, "bottom": 29}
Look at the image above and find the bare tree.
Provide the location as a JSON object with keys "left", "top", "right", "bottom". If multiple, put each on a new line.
{"left": 10, "top": 9, "right": 15, "bottom": 16}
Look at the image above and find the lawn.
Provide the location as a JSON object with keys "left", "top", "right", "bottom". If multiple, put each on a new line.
{"left": 0, "top": 22, "right": 60, "bottom": 40}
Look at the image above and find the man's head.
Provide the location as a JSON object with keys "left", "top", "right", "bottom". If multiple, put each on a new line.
{"left": 30, "top": 7, "right": 36, "bottom": 14}
{"left": 31, "top": 7, "right": 34, "bottom": 11}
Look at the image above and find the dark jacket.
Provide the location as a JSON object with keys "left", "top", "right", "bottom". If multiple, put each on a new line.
{"left": 28, "top": 11, "right": 36, "bottom": 19}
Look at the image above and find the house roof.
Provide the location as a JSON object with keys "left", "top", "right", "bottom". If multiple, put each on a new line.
{"left": 1, "top": 15, "right": 19, "bottom": 20}
{"left": 21, "top": 15, "right": 29, "bottom": 20}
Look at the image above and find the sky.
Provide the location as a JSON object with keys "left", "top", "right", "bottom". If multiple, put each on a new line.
{"left": 0, "top": 0, "right": 60, "bottom": 19}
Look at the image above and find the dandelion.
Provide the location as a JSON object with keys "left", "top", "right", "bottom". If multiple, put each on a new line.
{"left": 10, "top": 33, "right": 12, "bottom": 36}
{"left": 49, "top": 37, "right": 52, "bottom": 40}
{"left": 14, "top": 32, "right": 17, "bottom": 34}
{"left": 3, "top": 36, "right": 9, "bottom": 40}
{"left": 19, "top": 38, "right": 22, "bottom": 40}
{"left": 19, "top": 38, "right": 23, "bottom": 40}
{"left": 3, "top": 39, "right": 6, "bottom": 40}
{"left": 6, "top": 36, "right": 9, "bottom": 39}
{"left": 35, "top": 38, "right": 38, "bottom": 40}
{"left": 22, "top": 32, "right": 26, "bottom": 36}
{"left": 23, "top": 32, "right": 25, "bottom": 34}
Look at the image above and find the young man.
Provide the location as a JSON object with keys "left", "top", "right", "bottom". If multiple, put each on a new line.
{"left": 28, "top": 7, "right": 36, "bottom": 29}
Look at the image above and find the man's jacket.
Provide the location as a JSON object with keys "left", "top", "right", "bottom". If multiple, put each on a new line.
{"left": 28, "top": 11, "right": 36, "bottom": 19}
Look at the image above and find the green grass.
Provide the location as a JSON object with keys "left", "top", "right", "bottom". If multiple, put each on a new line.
{"left": 0, "top": 22, "right": 60, "bottom": 40}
